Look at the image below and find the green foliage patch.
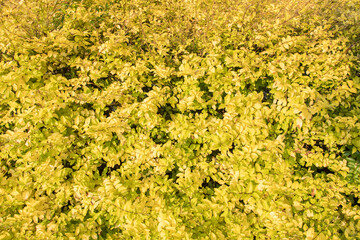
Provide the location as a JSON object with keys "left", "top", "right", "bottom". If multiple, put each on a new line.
{"left": 0, "top": 0, "right": 360, "bottom": 239}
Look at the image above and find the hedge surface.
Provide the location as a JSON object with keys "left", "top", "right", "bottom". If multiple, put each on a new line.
{"left": 0, "top": 0, "right": 360, "bottom": 239}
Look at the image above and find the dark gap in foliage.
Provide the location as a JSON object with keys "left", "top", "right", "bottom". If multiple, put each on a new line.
{"left": 252, "top": 44, "right": 266, "bottom": 53}
{"left": 141, "top": 85, "right": 153, "bottom": 93}
{"left": 340, "top": 145, "right": 356, "bottom": 159}
{"left": 64, "top": 170, "right": 73, "bottom": 181}
{"left": 206, "top": 150, "right": 221, "bottom": 163}
{"left": 199, "top": 80, "right": 214, "bottom": 101}
{"left": 314, "top": 139, "right": 330, "bottom": 152}
{"left": 67, "top": 219, "right": 82, "bottom": 230}
{"left": 168, "top": 76, "right": 184, "bottom": 87}
{"left": 97, "top": 162, "right": 107, "bottom": 176}
{"left": 184, "top": 109, "right": 203, "bottom": 118}
{"left": 206, "top": 104, "right": 225, "bottom": 119}
{"left": 337, "top": 228, "right": 345, "bottom": 236}
{"left": 67, "top": 102, "right": 95, "bottom": 115}
{"left": 262, "top": 87, "right": 272, "bottom": 103}
{"left": 293, "top": 154, "right": 310, "bottom": 174}
{"left": 163, "top": 56, "right": 178, "bottom": 72}
{"left": 341, "top": 193, "right": 360, "bottom": 207}
{"left": 346, "top": 147, "right": 360, "bottom": 161}
{"left": 200, "top": 178, "right": 221, "bottom": 199}
{"left": 229, "top": 66, "right": 242, "bottom": 72}
{"left": 81, "top": 103, "right": 94, "bottom": 111}
{"left": 303, "top": 140, "right": 329, "bottom": 152}
{"left": 27, "top": 77, "right": 45, "bottom": 89}
{"left": 97, "top": 160, "right": 122, "bottom": 176}
{"left": 87, "top": 80, "right": 103, "bottom": 90}
{"left": 45, "top": 190, "right": 56, "bottom": 198}
{"left": 165, "top": 163, "right": 180, "bottom": 183}
{"left": 303, "top": 143, "right": 312, "bottom": 151}
{"left": 129, "top": 123, "right": 140, "bottom": 130}
{"left": 171, "top": 139, "right": 179, "bottom": 145}
{"left": 104, "top": 133, "right": 120, "bottom": 148}
{"left": 95, "top": 74, "right": 115, "bottom": 89}
{"left": 62, "top": 161, "right": 75, "bottom": 180}
{"left": 111, "top": 132, "right": 120, "bottom": 145}
{"left": 350, "top": 64, "right": 360, "bottom": 77}
{"left": 145, "top": 61, "right": 156, "bottom": 72}
{"left": 0, "top": 105, "right": 10, "bottom": 117}
{"left": 175, "top": 51, "right": 188, "bottom": 63}
{"left": 228, "top": 143, "right": 236, "bottom": 154}
{"left": 1, "top": 160, "right": 13, "bottom": 178}
{"left": 60, "top": 200, "right": 72, "bottom": 213}
{"left": 127, "top": 32, "right": 143, "bottom": 48}
{"left": 0, "top": 122, "right": 15, "bottom": 134}
{"left": 191, "top": 143, "right": 204, "bottom": 157}
{"left": 294, "top": 160, "right": 335, "bottom": 178}
{"left": 145, "top": 188, "right": 151, "bottom": 197}
{"left": 104, "top": 100, "right": 121, "bottom": 117}
{"left": 291, "top": 26, "right": 309, "bottom": 36}
{"left": 62, "top": 159, "right": 76, "bottom": 169}
{"left": 329, "top": 96, "right": 360, "bottom": 117}
{"left": 200, "top": 177, "right": 221, "bottom": 189}
{"left": 267, "top": 122, "right": 286, "bottom": 140}
{"left": 311, "top": 166, "right": 335, "bottom": 176}
{"left": 52, "top": 66, "right": 79, "bottom": 80}
{"left": 100, "top": 224, "right": 121, "bottom": 240}
{"left": 139, "top": 166, "right": 155, "bottom": 181}
{"left": 157, "top": 103, "right": 181, "bottom": 121}
{"left": 9, "top": 101, "right": 21, "bottom": 117}
{"left": 0, "top": 52, "right": 19, "bottom": 67}
{"left": 136, "top": 92, "right": 147, "bottom": 102}
{"left": 232, "top": 199, "right": 246, "bottom": 213}
{"left": 89, "top": 15, "right": 108, "bottom": 30}
{"left": 141, "top": 80, "right": 160, "bottom": 97}
{"left": 127, "top": 35, "right": 151, "bottom": 55}
{"left": 216, "top": 108, "right": 226, "bottom": 119}
{"left": 2, "top": 171, "right": 11, "bottom": 178}
{"left": 108, "top": 164, "right": 122, "bottom": 175}
{"left": 252, "top": 78, "right": 273, "bottom": 103}
{"left": 300, "top": 63, "right": 310, "bottom": 77}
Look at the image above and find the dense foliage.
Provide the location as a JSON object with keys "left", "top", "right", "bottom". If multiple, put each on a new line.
{"left": 0, "top": 0, "right": 360, "bottom": 239}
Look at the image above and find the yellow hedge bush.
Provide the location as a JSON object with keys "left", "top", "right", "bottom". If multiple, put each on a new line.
{"left": 0, "top": 0, "right": 360, "bottom": 239}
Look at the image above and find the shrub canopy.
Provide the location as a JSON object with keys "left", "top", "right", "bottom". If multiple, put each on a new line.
{"left": 0, "top": 0, "right": 360, "bottom": 239}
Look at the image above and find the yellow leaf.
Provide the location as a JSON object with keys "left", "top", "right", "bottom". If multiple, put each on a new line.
{"left": 352, "top": 147, "right": 357, "bottom": 155}
{"left": 306, "top": 227, "right": 315, "bottom": 239}
{"left": 254, "top": 103, "right": 262, "bottom": 109}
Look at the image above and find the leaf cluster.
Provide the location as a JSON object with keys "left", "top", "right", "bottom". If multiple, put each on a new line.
{"left": 0, "top": 0, "right": 360, "bottom": 239}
